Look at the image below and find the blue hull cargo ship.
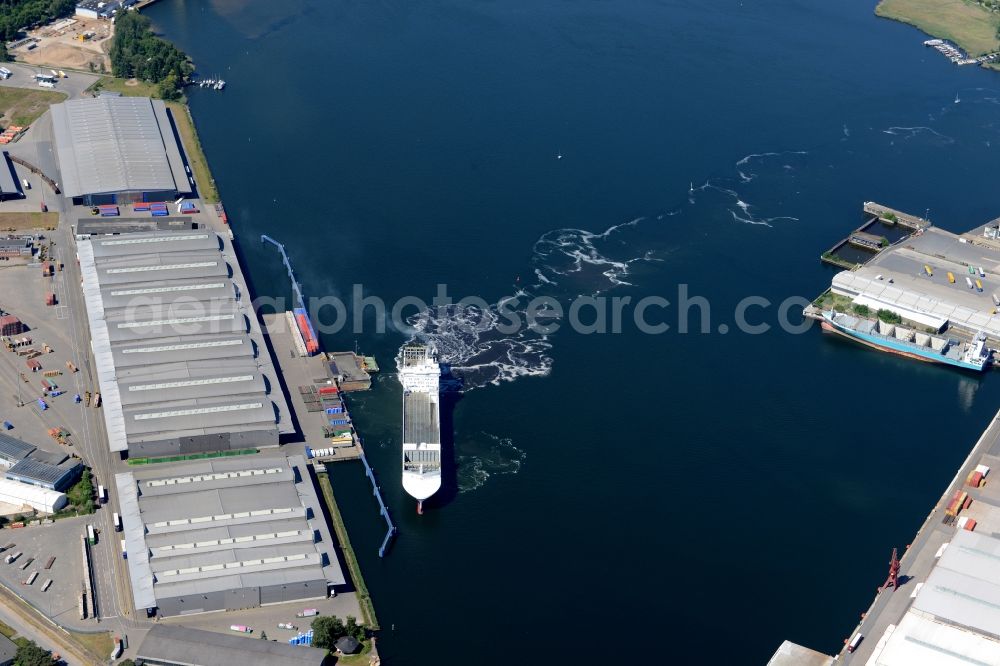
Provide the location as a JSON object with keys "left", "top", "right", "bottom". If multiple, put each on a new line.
{"left": 821, "top": 310, "right": 991, "bottom": 372}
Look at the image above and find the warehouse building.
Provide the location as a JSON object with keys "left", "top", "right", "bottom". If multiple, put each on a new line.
{"left": 136, "top": 624, "right": 331, "bottom": 666}
{"left": 51, "top": 96, "right": 192, "bottom": 205}
{"left": 0, "top": 433, "right": 35, "bottom": 468}
{"left": 828, "top": 226, "right": 1000, "bottom": 339}
{"left": 0, "top": 478, "right": 66, "bottom": 513}
{"left": 75, "top": 0, "right": 122, "bottom": 19}
{"left": 4, "top": 456, "right": 82, "bottom": 491}
{"left": 78, "top": 230, "right": 293, "bottom": 457}
{"left": 865, "top": 529, "right": 1000, "bottom": 665}
{"left": 0, "top": 152, "right": 21, "bottom": 201}
{"left": 115, "top": 455, "right": 346, "bottom": 616}
{"left": 0, "top": 239, "right": 32, "bottom": 258}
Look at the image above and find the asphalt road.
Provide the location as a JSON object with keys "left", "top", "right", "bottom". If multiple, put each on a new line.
{"left": 0, "top": 62, "right": 97, "bottom": 101}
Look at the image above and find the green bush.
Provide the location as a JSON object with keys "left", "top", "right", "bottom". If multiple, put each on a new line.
{"left": 852, "top": 304, "right": 871, "bottom": 317}
{"left": 877, "top": 309, "right": 902, "bottom": 324}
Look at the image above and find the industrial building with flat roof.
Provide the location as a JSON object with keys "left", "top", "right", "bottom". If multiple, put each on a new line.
{"left": 0, "top": 478, "right": 65, "bottom": 513}
{"left": 115, "top": 454, "right": 346, "bottom": 616}
{"left": 136, "top": 624, "right": 331, "bottom": 666}
{"left": 0, "top": 433, "right": 35, "bottom": 467}
{"left": 4, "top": 456, "right": 81, "bottom": 491}
{"left": 51, "top": 96, "right": 192, "bottom": 205}
{"left": 830, "top": 225, "right": 1000, "bottom": 339}
{"left": 0, "top": 152, "right": 21, "bottom": 201}
{"left": 78, "top": 230, "right": 293, "bottom": 457}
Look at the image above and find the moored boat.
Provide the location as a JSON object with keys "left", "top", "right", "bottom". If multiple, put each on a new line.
{"left": 821, "top": 310, "right": 990, "bottom": 371}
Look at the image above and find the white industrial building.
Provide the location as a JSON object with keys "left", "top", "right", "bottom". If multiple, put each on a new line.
{"left": 0, "top": 478, "right": 66, "bottom": 513}
{"left": 864, "top": 529, "right": 1000, "bottom": 665}
{"left": 828, "top": 226, "right": 1000, "bottom": 339}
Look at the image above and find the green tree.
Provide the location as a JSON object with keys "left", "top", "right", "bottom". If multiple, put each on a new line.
{"left": 345, "top": 616, "right": 365, "bottom": 641}
{"left": 311, "top": 616, "right": 346, "bottom": 650}
{"left": 14, "top": 639, "right": 51, "bottom": 666}
{"left": 118, "top": 661, "right": 136, "bottom": 666}
{"left": 67, "top": 468, "right": 93, "bottom": 508}
{"left": 109, "top": 11, "right": 191, "bottom": 98}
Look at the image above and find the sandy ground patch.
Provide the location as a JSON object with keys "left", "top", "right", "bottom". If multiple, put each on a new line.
{"left": 22, "top": 43, "right": 108, "bottom": 73}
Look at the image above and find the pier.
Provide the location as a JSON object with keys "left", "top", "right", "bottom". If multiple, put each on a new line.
{"left": 862, "top": 201, "right": 931, "bottom": 230}
{"left": 771, "top": 405, "right": 1000, "bottom": 664}
{"left": 258, "top": 236, "right": 397, "bottom": 558}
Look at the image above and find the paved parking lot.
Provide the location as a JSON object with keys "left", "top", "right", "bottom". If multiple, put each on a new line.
{"left": 159, "top": 592, "right": 363, "bottom": 641}
{"left": 0, "top": 516, "right": 90, "bottom": 629}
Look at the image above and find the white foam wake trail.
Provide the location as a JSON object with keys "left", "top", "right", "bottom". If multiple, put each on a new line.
{"left": 882, "top": 126, "right": 955, "bottom": 143}
{"left": 735, "top": 150, "right": 809, "bottom": 182}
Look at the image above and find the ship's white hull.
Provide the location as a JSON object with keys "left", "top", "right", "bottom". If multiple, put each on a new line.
{"left": 399, "top": 345, "right": 443, "bottom": 511}
{"left": 402, "top": 470, "right": 441, "bottom": 501}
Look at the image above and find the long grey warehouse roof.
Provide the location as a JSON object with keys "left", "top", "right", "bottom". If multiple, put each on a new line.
{"left": 138, "top": 624, "right": 330, "bottom": 666}
{"left": 116, "top": 455, "right": 346, "bottom": 612}
{"left": 78, "top": 230, "right": 281, "bottom": 453}
{"left": 50, "top": 96, "right": 192, "bottom": 198}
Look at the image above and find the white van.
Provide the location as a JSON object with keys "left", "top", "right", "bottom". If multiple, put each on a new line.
{"left": 21, "top": 179, "right": 29, "bottom": 189}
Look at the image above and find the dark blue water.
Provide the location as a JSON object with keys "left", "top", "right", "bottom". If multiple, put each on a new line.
{"left": 146, "top": 1, "right": 1000, "bottom": 662}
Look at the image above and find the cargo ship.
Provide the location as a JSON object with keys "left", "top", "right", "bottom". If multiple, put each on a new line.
{"left": 821, "top": 310, "right": 990, "bottom": 371}
{"left": 399, "top": 344, "right": 442, "bottom": 514}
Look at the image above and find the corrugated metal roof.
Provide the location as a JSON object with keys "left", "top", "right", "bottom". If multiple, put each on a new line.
{"left": 0, "top": 478, "right": 65, "bottom": 506}
{"left": 5, "top": 458, "right": 79, "bottom": 488}
{"left": 137, "top": 625, "right": 327, "bottom": 666}
{"left": 0, "top": 433, "right": 35, "bottom": 463}
{"left": 118, "top": 455, "right": 345, "bottom": 612}
{"left": 51, "top": 97, "right": 191, "bottom": 198}
{"left": 913, "top": 530, "right": 1000, "bottom": 638}
{"left": 865, "top": 610, "right": 1000, "bottom": 666}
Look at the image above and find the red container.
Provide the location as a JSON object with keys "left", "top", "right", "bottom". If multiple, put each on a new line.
{"left": 963, "top": 519, "right": 978, "bottom": 531}
{"left": 318, "top": 387, "right": 339, "bottom": 395}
